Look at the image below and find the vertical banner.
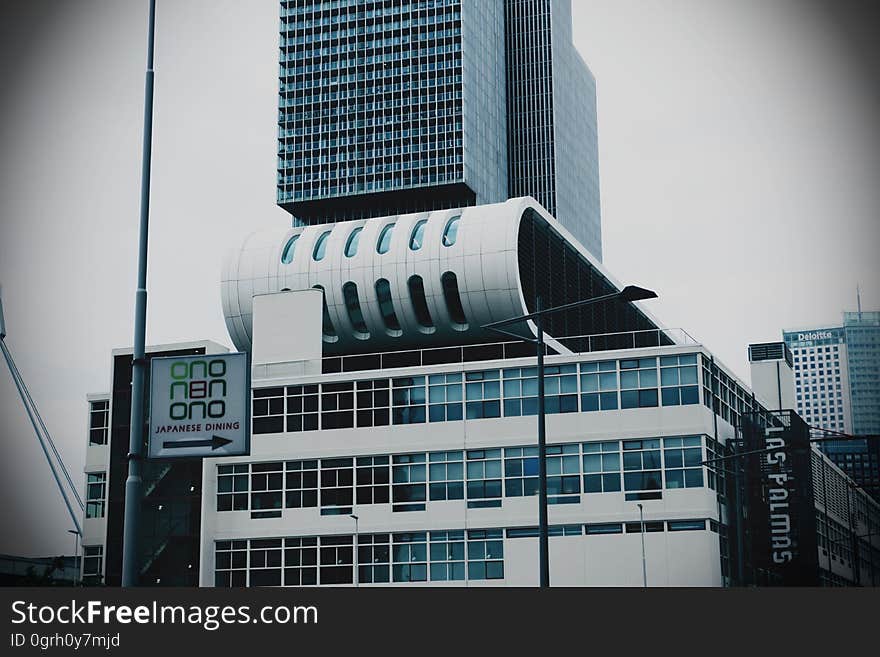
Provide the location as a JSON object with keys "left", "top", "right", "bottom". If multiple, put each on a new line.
{"left": 741, "top": 410, "right": 819, "bottom": 586}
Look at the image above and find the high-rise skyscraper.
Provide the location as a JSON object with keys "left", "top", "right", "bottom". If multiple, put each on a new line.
{"left": 844, "top": 310, "right": 880, "bottom": 437}
{"left": 276, "top": 0, "right": 602, "bottom": 259}
{"left": 783, "top": 310, "right": 880, "bottom": 502}
{"left": 504, "top": 0, "right": 601, "bottom": 258}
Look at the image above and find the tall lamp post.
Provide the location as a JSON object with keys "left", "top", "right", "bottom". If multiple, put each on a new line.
{"left": 121, "top": 0, "right": 157, "bottom": 587}
{"left": 350, "top": 514, "right": 359, "bottom": 587}
{"left": 483, "top": 285, "right": 658, "bottom": 587}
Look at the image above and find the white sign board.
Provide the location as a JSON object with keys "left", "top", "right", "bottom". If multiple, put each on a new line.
{"left": 148, "top": 352, "right": 250, "bottom": 460}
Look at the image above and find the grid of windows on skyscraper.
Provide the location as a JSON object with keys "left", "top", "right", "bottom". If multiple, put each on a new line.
{"left": 278, "top": 1, "right": 467, "bottom": 209}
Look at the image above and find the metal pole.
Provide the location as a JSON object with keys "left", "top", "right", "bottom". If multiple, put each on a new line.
{"left": 638, "top": 503, "right": 647, "bottom": 587}
{"left": 351, "top": 514, "right": 359, "bottom": 587}
{"left": 122, "top": 0, "right": 157, "bottom": 587}
{"left": 1, "top": 341, "right": 82, "bottom": 536}
{"left": 733, "top": 438, "right": 745, "bottom": 586}
{"left": 536, "top": 296, "right": 549, "bottom": 588}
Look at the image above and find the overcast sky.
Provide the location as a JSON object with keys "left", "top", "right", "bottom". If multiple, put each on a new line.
{"left": 1, "top": 0, "right": 878, "bottom": 557}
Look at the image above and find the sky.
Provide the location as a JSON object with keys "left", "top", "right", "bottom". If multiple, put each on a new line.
{"left": 0, "top": 0, "right": 878, "bottom": 557}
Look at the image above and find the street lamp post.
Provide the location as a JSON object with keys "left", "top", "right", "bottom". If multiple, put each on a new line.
{"left": 121, "top": 0, "right": 157, "bottom": 588}
{"left": 483, "top": 285, "right": 658, "bottom": 587}
{"left": 350, "top": 514, "right": 359, "bottom": 588}
{"left": 68, "top": 529, "right": 80, "bottom": 586}
{"left": 637, "top": 503, "right": 647, "bottom": 587}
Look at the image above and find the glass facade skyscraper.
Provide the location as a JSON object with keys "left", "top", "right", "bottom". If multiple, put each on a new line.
{"left": 844, "top": 311, "right": 880, "bottom": 437}
{"left": 277, "top": 0, "right": 507, "bottom": 223}
{"left": 277, "top": 0, "right": 603, "bottom": 259}
{"left": 504, "top": 0, "right": 601, "bottom": 258}
{"left": 784, "top": 311, "right": 880, "bottom": 502}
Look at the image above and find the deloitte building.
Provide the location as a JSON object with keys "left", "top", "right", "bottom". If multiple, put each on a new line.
{"left": 82, "top": 198, "right": 880, "bottom": 587}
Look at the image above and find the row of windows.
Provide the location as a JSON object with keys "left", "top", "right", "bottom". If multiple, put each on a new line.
{"left": 280, "top": 215, "right": 459, "bottom": 265}
{"left": 215, "top": 528, "right": 500, "bottom": 587}
{"left": 216, "top": 435, "right": 711, "bottom": 514}
{"left": 214, "top": 517, "right": 715, "bottom": 587}
{"left": 252, "top": 355, "right": 702, "bottom": 434}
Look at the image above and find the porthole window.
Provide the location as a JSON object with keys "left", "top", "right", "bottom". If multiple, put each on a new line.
{"left": 344, "top": 227, "right": 362, "bottom": 258}
{"left": 313, "top": 231, "right": 331, "bottom": 261}
{"left": 281, "top": 234, "right": 299, "bottom": 264}
{"left": 441, "top": 215, "right": 461, "bottom": 247}
{"left": 312, "top": 285, "right": 337, "bottom": 338}
{"left": 342, "top": 282, "right": 369, "bottom": 336}
{"left": 377, "top": 223, "right": 395, "bottom": 254}
{"left": 408, "top": 275, "right": 434, "bottom": 330}
{"left": 375, "top": 279, "right": 401, "bottom": 333}
{"left": 409, "top": 219, "right": 427, "bottom": 251}
{"left": 441, "top": 271, "right": 467, "bottom": 326}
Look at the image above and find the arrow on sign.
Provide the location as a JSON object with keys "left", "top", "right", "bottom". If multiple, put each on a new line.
{"left": 162, "top": 435, "right": 233, "bottom": 450}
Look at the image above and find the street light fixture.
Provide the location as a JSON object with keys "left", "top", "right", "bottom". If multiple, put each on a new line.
{"left": 68, "top": 529, "right": 80, "bottom": 587}
{"left": 482, "top": 284, "right": 658, "bottom": 587}
{"left": 350, "top": 514, "right": 359, "bottom": 588}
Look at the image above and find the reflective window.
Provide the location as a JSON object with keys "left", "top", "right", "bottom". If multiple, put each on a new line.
{"left": 342, "top": 282, "right": 369, "bottom": 335}
{"left": 391, "top": 376, "right": 426, "bottom": 425}
{"left": 428, "top": 451, "right": 464, "bottom": 501}
{"left": 428, "top": 373, "right": 463, "bottom": 422}
{"left": 392, "top": 533, "right": 427, "bottom": 582}
{"left": 663, "top": 436, "right": 704, "bottom": 489}
{"left": 466, "top": 529, "right": 503, "bottom": 580}
{"left": 89, "top": 400, "right": 109, "bottom": 446}
{"left": 466, "top": 449, "right": 502, "bottom": 509}
{"left": 344, "top": 227, "right": 362, "bottom": 257}
{"left": 546, "top": 444, "right": 581, "bottom": 504}
{"left": 86, "top": 472, "right": 106, "bottom": 519}
{"left": 441, "top": 271, "right": 467, "bottom": 325}
{"left": 582, "top": 441, "right": 621, "bottom": 493}
{"left": 465, "top": 370, "right": 501, "bottom": 419}
{"left": 377, "top": 223, "right": 395, "bottom": 254}
{"left": 375, "top": 278, "right": 401, "bottom": 332}
{"left": 442, "top": 215, "right": 460, "bottom": 247}
{"left": 392, "top": 453, "right": 427, "bottom": 512}
{"left": 429, "top": 531, "right": 465, "bottom": 581}
{"left": 580, "top": 361, "right": 619, "bottom": 412}
{"left": 409, "top": 219, "right": 427, "bottom": 251}
{"left": 619, "top": 357, "right": 658, "bottom": 409}
{"left": 504, "top": 447, "right": 539, "bottom": 497}
{"left": 312, "top": 231, "right": 331, "bottom": 261}
{"left": 408, "top": 275, "right": 434, "bottom": 329}
{"left": 622, "top": 439, "right": 662, "bottom": 501}
{"left": 281, "top": 234, "right": 299, "bottom": 264}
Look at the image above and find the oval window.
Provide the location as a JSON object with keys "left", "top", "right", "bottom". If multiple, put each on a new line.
{"left": 312, "top": 285, "right": 337, "bottom": 338}
{"left": 280, "top": 234, "right": 299, "bottom": 264}
{"left": 409, "top": 219, "right": 427, "bottom": 251}
{"left": 313, "top": 231, "right": 331, "bottom": 261}
{"left": 342, "top": 282, "right": 369, "bottom": 336}
{"left": 441, "top": 271, "right": 467, "bottom": 326}
{"left": 408, "top": 275, "right": 434, "bottom": 330}
{"left": 376, "top": 223, "right": 395, "bottom": 254}
{"left": 375, "top": 278, "right": 401, "bottom": 333}
{"left": 344, "top": 227, "right": 362, "bottom": 258}
{"left": 441, "top": 215, "right": 460, "bottom": 247}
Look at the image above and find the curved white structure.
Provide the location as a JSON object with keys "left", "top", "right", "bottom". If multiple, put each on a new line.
{"left": 222, "top": 197, "right": 662, "bottom": 355}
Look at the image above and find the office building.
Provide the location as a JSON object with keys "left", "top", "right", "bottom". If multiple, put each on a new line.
{"left": 844, "top": 311, "right": 880, "bottom": 437}
{"left": 277, "top": 0, "right": 603, "bottom": 259}
{"left": 784, "top": 312, "right": 880, "bottom": 501}
{"left": 80, "top": 341, "right": 227, "bottom": 586}
{"left": 504, "top": 0, "right": 602, "bottom": 258}
{"left": 783, "top": 326, "right": 850, "bottom": 434}
{"left": 81, "top": 198, "right": 880, "bottom": 587}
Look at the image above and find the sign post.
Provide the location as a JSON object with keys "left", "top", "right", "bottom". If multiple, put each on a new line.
{"left": 149, "top": 352, "right": 250, "bottom": 460}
